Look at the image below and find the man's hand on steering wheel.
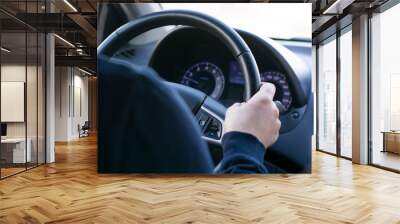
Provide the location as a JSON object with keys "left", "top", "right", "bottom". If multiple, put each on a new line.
{"left": 223, "top": 82, "right": 281, "bottom": 149}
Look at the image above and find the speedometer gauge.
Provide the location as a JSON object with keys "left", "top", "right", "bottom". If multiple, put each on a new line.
{"left": 261, "top": 71, "right": 292, "bottom": 113}
{"left": 181, "top": 62, "right": 225, "bottom": 99}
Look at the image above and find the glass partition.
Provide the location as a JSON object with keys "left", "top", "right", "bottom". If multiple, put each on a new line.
{"left": 26, "top": 0, "right": 45, "bottom": 169}
{"left": 371, "top": 3, "right": 400, "bottom": 171}
{"left": 27, "top": 30, "right": 38, "bottom": 169}
{"left": 317, "top": 36, "right": 337, "bottom": 154}
{"left": 1, "top": 30, "right": 28, "bottom": 177}
{"left": 0, "top": 1, "right": 46, "bottom": 179}
{"left": 339, "top": 28, "right": 352, "bottom": 158}
{"left": 38, "top": 32, "right": 45, "bottom": 165}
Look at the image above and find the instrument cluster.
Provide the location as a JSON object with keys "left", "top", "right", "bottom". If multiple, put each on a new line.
{"left": 180, "top": 60, "right": 293, "bottom": 113}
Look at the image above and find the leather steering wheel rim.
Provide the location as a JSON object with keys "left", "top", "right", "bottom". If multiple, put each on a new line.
{"left": 97, "top": 9, "right": 261, "bottom": 100}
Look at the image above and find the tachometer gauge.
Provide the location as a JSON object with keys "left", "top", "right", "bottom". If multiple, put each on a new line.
{"left": 181, "top": 62, "right": 225, "bottom": 99}
{"left": 261, "top": 71, "right": 292, "bottom": 113}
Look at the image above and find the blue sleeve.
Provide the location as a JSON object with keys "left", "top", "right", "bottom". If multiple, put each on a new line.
{"left": 215, "top": 131, "right": 268, "bottom": 174}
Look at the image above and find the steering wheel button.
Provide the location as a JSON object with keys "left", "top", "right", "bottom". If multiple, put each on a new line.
{"left": 204, "top": 118, "right": 222, "bottom": 140}
{"left": 291, "top": 111, "right": 300, "bottom": 119}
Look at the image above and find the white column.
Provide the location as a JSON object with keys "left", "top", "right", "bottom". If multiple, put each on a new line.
{"left": 45, "top": 0, "right": 56, "bottom": 164}
{"left": 352, "top": 14, "right": 369, "bottom": 164}
{"left": 46, "top": 32, "right": 55, "bottom": 163}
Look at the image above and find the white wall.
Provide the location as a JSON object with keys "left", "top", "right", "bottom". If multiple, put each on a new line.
{"left": 55, "top": 66, "right": 70, "bottom": 141}
{"left": 1, "top": 63, "right": 46, "bottom": 164}
{"left": 1, "top": 65, "right": 26, "bottom": 141}
{"left": 1, "top": 82, "right": 25, "bottom": 122}
{"left": 1, "top": 64, "right": 38, "bottom": 138}
{"left": 55, "top": 66, "right": 89, "bottom": 141}
{"left": 72, "top": 73, "right": 89, "bottom": 138}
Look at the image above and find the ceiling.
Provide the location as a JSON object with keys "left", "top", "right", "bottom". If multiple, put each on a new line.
{"left": 0, "top": 0, "right": 394, "bottom": 74}
{"left": 0, "top": 0, "right": 98, "bottom": 73}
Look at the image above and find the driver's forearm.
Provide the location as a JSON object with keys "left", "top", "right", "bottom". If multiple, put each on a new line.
{"left": 215, "top": 131, "right": 268, "bottom": 174}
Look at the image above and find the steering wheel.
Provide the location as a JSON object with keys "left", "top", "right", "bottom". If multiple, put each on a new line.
{"left": 98, "top": 10, "right": 265, "bottom": 145}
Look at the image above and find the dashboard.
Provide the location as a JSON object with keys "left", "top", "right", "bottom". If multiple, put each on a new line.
{"left": 110, "top": 23, "right": 313, "bottom": 173}
{"left": 150, "top": 27, "right": 298, "bottom": 114}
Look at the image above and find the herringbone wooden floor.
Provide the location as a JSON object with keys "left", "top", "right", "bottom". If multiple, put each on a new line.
{"left": 1, "top": 135, "right": 400, "bottom": 223}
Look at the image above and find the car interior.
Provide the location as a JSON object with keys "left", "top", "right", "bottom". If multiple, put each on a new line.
{"left": 97, "top": 3, "right": 313, "bottom": 173}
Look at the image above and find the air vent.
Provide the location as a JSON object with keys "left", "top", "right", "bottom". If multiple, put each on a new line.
{"left": 117, "top": 48, "right": 135, "bottom": 58}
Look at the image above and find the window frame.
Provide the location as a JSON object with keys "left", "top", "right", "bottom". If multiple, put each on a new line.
{"left": 315, "top": 24, "right": 353, "bottom": 160}
{"left": 368, "top": 1, "right": 400, "bottom": 173}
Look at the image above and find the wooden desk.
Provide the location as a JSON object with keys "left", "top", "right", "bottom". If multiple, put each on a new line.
{"left": 382, "top": 131, "right": 400, "bottom": 154}
{"left": 1, "top": 138, "right": 31, "bottom": 164}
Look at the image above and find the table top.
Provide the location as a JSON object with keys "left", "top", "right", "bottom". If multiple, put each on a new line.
{"left": 381, "top": 131, "right": 400, "bottom": 134}
{"left": 1, "top": 138, "right": 28, "bottom": 143}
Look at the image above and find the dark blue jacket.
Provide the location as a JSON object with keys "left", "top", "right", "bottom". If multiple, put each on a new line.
{"left": 98, "top": 56, "right": 270, "bottom": 174}
{"left": 216, "top": 132, "right": 268, "bottom": 173}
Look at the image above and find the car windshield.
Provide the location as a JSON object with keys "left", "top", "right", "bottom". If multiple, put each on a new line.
{"left": 160, "top": 3, "right": 311, "bottom": 41}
